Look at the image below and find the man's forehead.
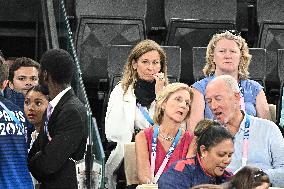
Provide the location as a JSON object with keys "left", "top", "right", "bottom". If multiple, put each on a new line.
{"left": 206, "top": 80, "right": 229, "bottom": 96}
{"left": 15, "top": 67, "right": 39, "bottom": 73}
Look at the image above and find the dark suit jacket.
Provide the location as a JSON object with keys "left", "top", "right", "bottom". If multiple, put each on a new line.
{"left": 28, "top": 89, "right": 88, "bottom": 189}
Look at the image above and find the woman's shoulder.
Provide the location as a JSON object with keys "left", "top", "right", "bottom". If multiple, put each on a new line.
{"left": 192, "top": 76, "right": 215, "bottom": 93}
{"left": 241, "top": 79, "right": 262, "bottom": 88}
{"left": 241, "top": 79, "right": 263, "bottom": 94}
{"left": 182, "top": 130, "right": 194, "bottom": 141}
{"left": 170, "top": 157, "right": 197, "bottom": 173}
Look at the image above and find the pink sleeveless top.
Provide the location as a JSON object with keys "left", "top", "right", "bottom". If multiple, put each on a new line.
{"left": 144, "top": 126, "right": 193, "bottom": 174}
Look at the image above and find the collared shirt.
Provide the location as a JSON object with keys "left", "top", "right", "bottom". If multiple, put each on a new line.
{"left": 48, "top": 86, "right": 71, "bottom": 116}
{"left": 227, "top": 114, "right": 284, "bottom": 187}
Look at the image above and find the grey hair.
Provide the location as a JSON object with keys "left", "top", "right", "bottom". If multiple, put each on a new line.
{"left": 213, "top": 75, "right": 240, "bottom": 94}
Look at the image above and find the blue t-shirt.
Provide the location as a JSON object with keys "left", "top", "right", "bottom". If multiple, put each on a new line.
{"left": 192, "top": 75, "right": 263, "bottom": 119}
{"left": 158, "top": 156, "right": 232, "bottom": 189}
{"left": 0, "top": 96, "right": 33, "bottom": 189}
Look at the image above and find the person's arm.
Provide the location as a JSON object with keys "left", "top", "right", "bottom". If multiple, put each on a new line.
{"left": 135, "top": 131, "right": 152, "bottom": 184}
{"left": 105, "top": 84, "right": 134, "bottom": 143}
{"left": 187, "top": 88, "right": 205, "bottom": 132}
{"left": 264, "top": 123, "right": 284, "bottom": 187}
{"left": 28, "top": 104, "right": 87, "bottom": 179}
{"left": 255, "top": 89, "right": 271, "bottom": 120}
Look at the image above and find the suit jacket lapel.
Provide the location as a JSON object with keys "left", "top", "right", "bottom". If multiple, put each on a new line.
{"left": 47, "top": 89, "right": 74, "bottom": 133}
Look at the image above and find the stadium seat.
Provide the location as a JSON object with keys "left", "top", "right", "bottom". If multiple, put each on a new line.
{"left": 164, "top": 0, "right": 237, "bottom": 25}
{"left": 256, "top": 0, "right": 284, "bottom": 103}
{"left": 256, "top": 0, "right": 284, "bottom": 24}
{"left": 75, "top": 0, "right": 147, "bottom": 20}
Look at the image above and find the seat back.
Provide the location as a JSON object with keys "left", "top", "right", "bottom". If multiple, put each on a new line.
{"left": 164, "top": 0, "right": 237, "bottom": 26}
{"left": 257, "top": 22, "right": 284, "bottom": 94}
{"left": 257, "top": 0, "right": 284, "bottom": 25}
{"left": 75, "top": 16, "right": 146, "bottom": 85}
{"left": 278, "top": 49, "right": 284, "bottom": 85}
{"left": 75, "top": 0, "right": 147, "bottom": 20}
{"left": 192, "top": 47, "right": 206, "bottom": 81}
{"left": 165, "top": 19, "right": 235, "bottom": 84}
{"left": 248, "top": 48, "right": 266, "bottom": 87}
{"left": 124, "top": 142, "right": 139, "bottom": 185}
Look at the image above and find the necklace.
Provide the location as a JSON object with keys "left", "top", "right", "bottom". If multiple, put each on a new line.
{"left": 159, "top": 133, "right": 174, "bottom": 141}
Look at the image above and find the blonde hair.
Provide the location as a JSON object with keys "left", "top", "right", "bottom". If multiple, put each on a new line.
{"left": 153, "top": 83, "right": 193, "bottom": 125}
{"left": 121, "top": 39, "right": 168, "bottom": 94}
{"left": 203, "top": 31, "right": 251, "bottom": 80}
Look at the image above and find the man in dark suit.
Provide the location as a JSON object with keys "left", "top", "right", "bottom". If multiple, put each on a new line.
{"left": 28, "top": 49, "right": 88, "bottom": 189}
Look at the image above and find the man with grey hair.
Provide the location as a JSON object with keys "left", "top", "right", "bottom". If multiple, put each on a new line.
{"left": 205, "top": 75, "right": 284, "bottom": 187}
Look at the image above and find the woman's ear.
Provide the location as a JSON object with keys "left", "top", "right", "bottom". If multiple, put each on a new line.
{"left": 161, "top": 101, "right": 167, "bottom": 111}
{"left": 199, "top": 145, "right": 207, "bottom": 158}
{"left": 132, "top": 60, "right": 137, "bottom": 70}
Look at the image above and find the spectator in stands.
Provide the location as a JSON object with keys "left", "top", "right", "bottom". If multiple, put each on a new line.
{"left": 7, "top": 57, "right": 40, "bottom": 96}
{"left": 205, "top": 75, "right": 284, "bottom": 187}
{"left": 3, "top": 57, "right": 40, "bottom": 145}
{"left": 24, "top": 85, "right": 49, "bottom": 149}
{"left": 135, "top": 82, "right": 194, "bottom": 184}
{"left": 0, "top": 59, "right": 33, "bottom": 188}
{"left": 24, "top": 85, "right": 48, "bottom": 189}
{"left": 158, "top": 120, "right": 234, "bottom": 189}
{"left": 28, "top": 49, "right": 88, "bottom": 188}
{"left": 188, "top": 31, "right": 270, "bottom": 132}
{"left": 223, "top": 166, "right": 270, "bottom": 189}
{"left": 105, "top": 39, "right": 168, "bottom": 188}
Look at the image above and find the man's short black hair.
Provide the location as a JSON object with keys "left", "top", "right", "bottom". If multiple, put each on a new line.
{"left": 8, "top": 57, "right": 40, "bottom": 82}
{"left": 40, "top": 49, "right": 74, "bottom": 84}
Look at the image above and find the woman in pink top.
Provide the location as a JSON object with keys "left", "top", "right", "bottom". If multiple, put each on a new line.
{"left": 135, "top": 83, "right": 194, "bottom": 184}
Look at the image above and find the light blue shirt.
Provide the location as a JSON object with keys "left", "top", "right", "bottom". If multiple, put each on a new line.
{"left": 227, "top": 114, "right": 284, "bottom": 187}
